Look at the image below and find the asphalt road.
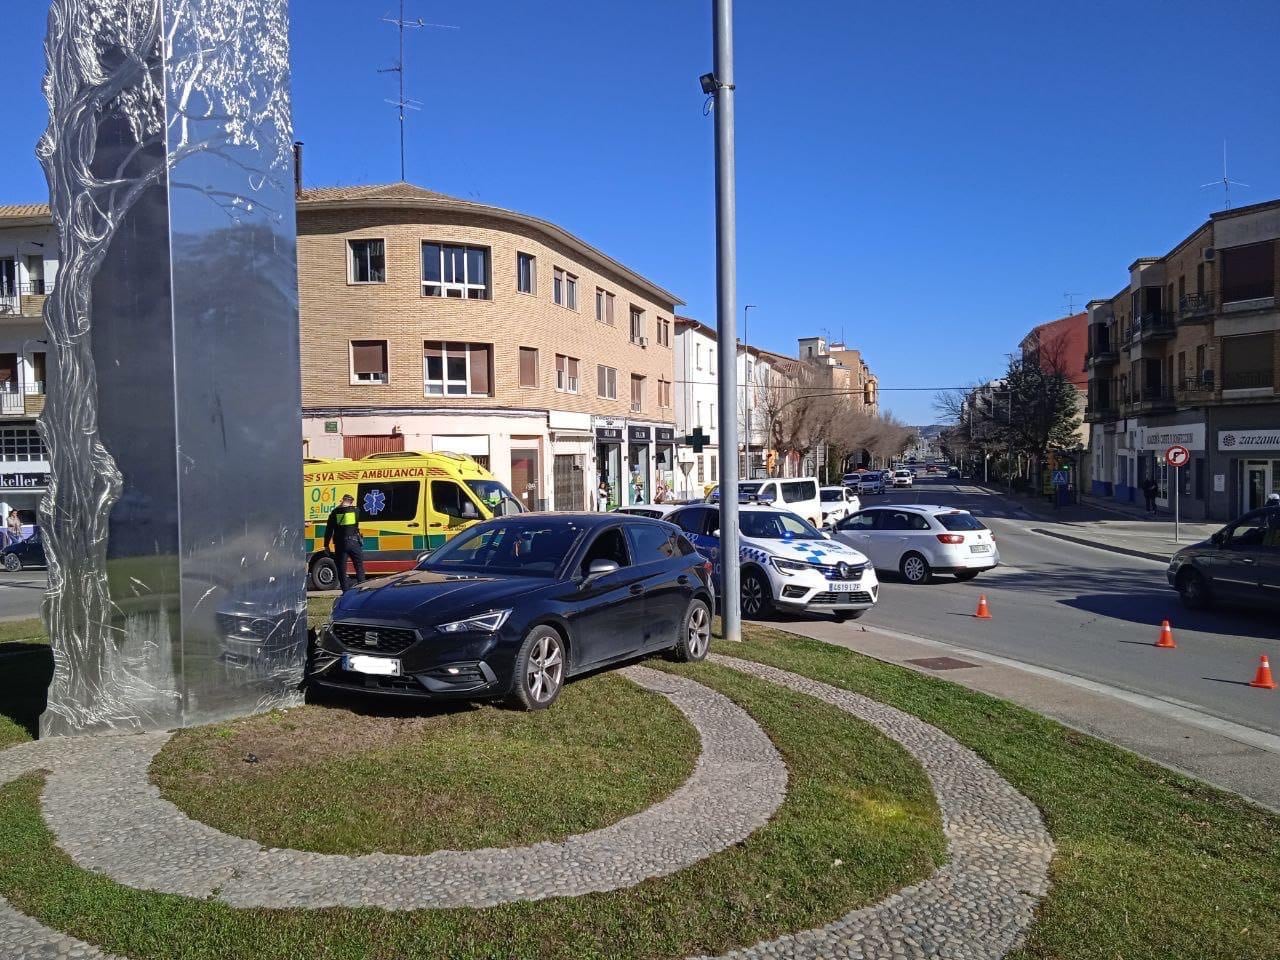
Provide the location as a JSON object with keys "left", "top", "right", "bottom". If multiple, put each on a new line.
{"left": 0, "top": 570, "right": 47, "bottom": 622}
{"left": 839, "top": 478, "right": 1280, "bottom": 736}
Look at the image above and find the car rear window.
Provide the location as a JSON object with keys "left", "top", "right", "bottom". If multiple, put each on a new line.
{"left": 936, "top": 513, "right": 986, "bottom": 531}
{"left": 782, "top": 480, "right": 815, "bottom": 503}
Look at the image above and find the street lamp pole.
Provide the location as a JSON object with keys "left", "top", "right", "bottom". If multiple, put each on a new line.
{"left": 708, "top": 0, "right": 741, "bottom": 642}
{"left": 743, "top": 303, "right": 755, "bottom": 478}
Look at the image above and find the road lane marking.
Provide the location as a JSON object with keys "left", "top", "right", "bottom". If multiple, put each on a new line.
{"left": 860, "top": 623, "right": 1280, "bottom": 755}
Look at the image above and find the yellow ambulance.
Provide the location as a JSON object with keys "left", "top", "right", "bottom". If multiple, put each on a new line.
{"left": 303, "top": 452, "right": 524, "bottom": 590}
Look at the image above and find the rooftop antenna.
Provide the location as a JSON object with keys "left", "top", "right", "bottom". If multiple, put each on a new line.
{"left": 380, "top": 2, "right": 458, "bottom": 182}
{"left": 1063, "top": 292, "right": 1082, "bottom": 315}
{"left": 1201, "top": 140, "right": 1248, "bottom": 211}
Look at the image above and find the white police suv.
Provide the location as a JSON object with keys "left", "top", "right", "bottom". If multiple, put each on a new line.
{"left": 666, "top": 501, "right": 878, "bottom": 621}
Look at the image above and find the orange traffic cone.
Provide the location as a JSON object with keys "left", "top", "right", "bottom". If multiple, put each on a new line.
{"left": 1249, "top": 655, "right": 1276, "bottom": 690}
{"left": 974, "top": 595, "right": 992, "bottom": 620}
{"left": 1155, "top": 620, "right": 1176, "bottom": 649}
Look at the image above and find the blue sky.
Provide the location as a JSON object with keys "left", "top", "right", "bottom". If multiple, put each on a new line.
{"left": 3, "top": 0, "right": 1278, "bottom": 423}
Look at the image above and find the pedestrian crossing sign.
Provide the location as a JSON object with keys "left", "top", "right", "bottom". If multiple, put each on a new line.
{"left": 1051, "top": 470, "right": 1069, "bottom": 486}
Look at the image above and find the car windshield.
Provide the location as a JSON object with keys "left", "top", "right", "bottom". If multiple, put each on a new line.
{"left": 740, "top": 511, "right": 823, "bottom": 540}
{"left": 821, "top": 489, "right": 844, "bottom": 501}
{"left": 465, "top": 479, "right": 525, "bottom": 515}
{"left": 422, "top": 521, "right": 581, "bottom": 576}
{"left": 936, "top": 512, "right": 986, "bottom": 531}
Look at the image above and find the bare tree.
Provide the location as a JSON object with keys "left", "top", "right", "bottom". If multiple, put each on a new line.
{"left": 37, "top": 0, "right": 292, "bottom": 732}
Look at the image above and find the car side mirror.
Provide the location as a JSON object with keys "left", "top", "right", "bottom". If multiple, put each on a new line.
{"left": 585, "top": 559, "right": 620, "bottom": 581}
{"left": 711, "top": 529, "right": 721, "bottom": 538}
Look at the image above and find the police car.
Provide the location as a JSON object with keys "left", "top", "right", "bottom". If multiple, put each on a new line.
{"left": 666, "top": 500, "right": 878, "bottom": 621}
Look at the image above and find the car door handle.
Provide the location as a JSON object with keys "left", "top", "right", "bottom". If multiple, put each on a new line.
{"left": 406, "top": 522, "right": 420, "bottom": 528}
{"left": 630, "top": 584, "right": 645, "bottom": 595}
{"left": 1236, "top": 558, "right": 1256, "bottom": 565}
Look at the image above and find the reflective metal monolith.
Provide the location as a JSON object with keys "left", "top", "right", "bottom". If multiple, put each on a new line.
{"left": 37, "top": 0, "right": 305, "bottom": 736}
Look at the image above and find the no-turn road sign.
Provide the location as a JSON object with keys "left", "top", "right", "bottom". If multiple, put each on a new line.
{"left": 1165, "top": 444, "right": 1191, "bottom": 468}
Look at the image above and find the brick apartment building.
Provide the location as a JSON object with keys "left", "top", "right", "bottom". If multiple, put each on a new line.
{"left": 1085, "top": 198, "right": 1280, "bottom": 520}
{"left": 295, "top": 183, "right": 682, "bottom": 511}
{"left": 0, "top": 183, "right": 683, "bottom": 514}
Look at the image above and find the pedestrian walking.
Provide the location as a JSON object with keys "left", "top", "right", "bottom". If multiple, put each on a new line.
{"left": 5, "top": 510, "right": 22, "bottom": 547}
{"left": 324, "top": 493, "right": 365, "bottom": 591}
{"left": 1141, "top": 477, "right": 1158, "bottom": 514}
{"left": 597, "top": 480, "right": 610, "bottom": 512}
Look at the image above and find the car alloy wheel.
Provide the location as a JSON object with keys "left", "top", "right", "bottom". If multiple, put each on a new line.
{"left": 674, "top": 599, "right": 712, "bottom": 662}
{"left": 740, "top": 568, "right": 773, "bottom": 618}
{"left": 310, "top": 556, "right": 337, "bottom": 591}
{"left": 1178, "top": 570, "right": 1211, "bottom": 610}
{"left": 900, "top": 552, "right": 931, "bottom": 585}
{"left": 527, "top": 631, "right": 564, "bottom": 704}
{"left": 3, "top": 553, "right": 21, "bottom": 573}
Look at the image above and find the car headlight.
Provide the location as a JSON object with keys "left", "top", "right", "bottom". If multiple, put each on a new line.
{"left": 435, "top": 609, "right": 512, "bottom": 634}
{"left": 771, "top": 557, "right": 809, "bottom": 576}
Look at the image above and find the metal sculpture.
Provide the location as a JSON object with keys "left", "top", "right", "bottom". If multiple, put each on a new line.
{"left": 37, "top": 0, "right": 305, "bottom": 736}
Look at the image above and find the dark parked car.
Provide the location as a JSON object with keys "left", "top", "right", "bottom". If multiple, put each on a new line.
{"left": 308, "top": 513, "right": 715, "bottom": 710}
{"left": 1167, "top": 506, "right": 1280, "bottom": 611}
{"left": 2, "top": 531, "right": 45, "bottom": 572}
{"left": 947, "top": 467, "right": 962, "bottom": 479}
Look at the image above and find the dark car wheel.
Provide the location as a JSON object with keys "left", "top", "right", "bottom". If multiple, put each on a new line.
{"left": 899, "top": 552, "right": 932, "bottom": 585}
{"left": 672, "top": 599, "right": 712, "bottom": 662}
{"left": 740, "top": 568, "right": 774, "bottom": 619}
{"left": 3, "top": 553, "right": 21, "bottom": 573}
{"left": 309, "top": 556, "right": 337, "bottom": 592}
{"left": 954, "top": 570, "right": 980, "bottom": 582}
{"left": 1178, "top": 569, "right": 1212, "bottom": 610}
{"left": 509, "top": 625, "right": 566, "bottom": 711}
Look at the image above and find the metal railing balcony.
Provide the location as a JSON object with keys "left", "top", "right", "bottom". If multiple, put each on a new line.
{"left": 1178, "top": 290, "right": 1215, "bottom": 319}
{"left": 1127, "top": 312, "right": 1175, "bottom": 343}
{"left": 1221, "top": 369, "right": 1276, "bottom": 391}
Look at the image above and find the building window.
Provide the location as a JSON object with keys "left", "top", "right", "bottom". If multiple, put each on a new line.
{"left": 630, "top": 306, "right": 644, "bottom": 343}
{"left": 1195, "top": 344, "right": 1207, "bottom": 380}
{"left": 695, "top": 400, "right": 702, "bottom": 427}
{"left": 29, "top": 353, "right": 46, "bottom": 395}
{"left": 695, "top": 343, "right": 703, "bottom": 369}
{"left": 348, "top": 239, "right": 385, "bottom": 284}
{"left": 710, "top": 403, "right": 717, "bottom": 429}
{"left": 422, "top": 243, "right": 490, "bottom": 299}
{"left": 516, "top": 252, "right": 536, "bottom": 295}
{"left": 1221, "top": 332, "right": 1275, "bottom": 390}
{"left": 630, "top": 374, "right": 645, "bottom": 412}
{"left": 554, "top": 268, "right": 578, "bottom": 309}
{"left": 657, "top": 377, "right": 672, "bottom": 408}
{"left": 350, "top": 339, "right": 389, "bottom": 384}
{"left": 1220, "top": 241, "right": 1275, "bottom": 304}
{"left": 709, "top": 454, "right": 717, "bottom": 478}
{"left": 519, "top": 346, "right": 539, "bottom": 387}
{"left": 595, "top": 288, "right": 615, "bottom": 324}
{"left": 597, "top": 364, "right": 617, "bottom": 399}
{"left": 424, "top": 341, "right": 492, "bottom": 396}
{"left": 0, "top": 426, "right": 47, "bottom": 463}
{"left": 556, "top": 354, "right": 579, "bottom": 393}
{"left": 656, "top": 317, "right": 671, "bottom": 346}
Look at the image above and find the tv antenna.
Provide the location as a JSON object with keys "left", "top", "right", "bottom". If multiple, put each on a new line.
{"left": 380, "top": 2, "right": 458, "bottom": 182}
{"left": 1063, "top": 292, "right": 1082, "bottom": 315}
{"left": 1201, "top": 140, "right": 1248, "bottom": 211}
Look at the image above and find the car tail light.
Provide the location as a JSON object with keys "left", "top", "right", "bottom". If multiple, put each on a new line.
{"left": 702, "top": 560, "right": 714, "bottom": 576}
{"left": 936, "top": 534, "right": 965, "bottom": 544}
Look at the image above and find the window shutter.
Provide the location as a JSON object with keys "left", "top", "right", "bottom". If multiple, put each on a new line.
{"left": 469, "top": 344, "right": 492, "bottom": 395}
{"left": 520, "top": 347, "right": 538, "bottom": 387}
{"left": 351, "top": 340, "right": 386, "bottom": 375}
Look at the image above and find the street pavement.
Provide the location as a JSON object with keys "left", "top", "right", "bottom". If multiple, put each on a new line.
{"left": 0, "top": 570, "right": 46, "bottom": 622}
{"left": 821, "top": 478, "right": 1279, "bottom": 738}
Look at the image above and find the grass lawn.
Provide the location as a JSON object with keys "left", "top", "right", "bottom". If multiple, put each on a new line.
{"left": 0, "top": 661, "right": 943, "bottom": 960}
{"left": 725, "top": 627, "right": 1280, "bottom": 960}
{"left": 150, "top": 673, "right": 701, "bottom": 854}
{"left": 0, "top": 617, "right": 46, "bottom": 645}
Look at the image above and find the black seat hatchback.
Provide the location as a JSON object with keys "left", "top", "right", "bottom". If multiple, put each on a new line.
{"left": 309, "top": 514, "right": 715, "bottom": 710}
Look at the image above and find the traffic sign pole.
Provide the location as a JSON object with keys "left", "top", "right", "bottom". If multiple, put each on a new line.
{"left": 1164, "top": 445, "right": 1190, "bottom": 543}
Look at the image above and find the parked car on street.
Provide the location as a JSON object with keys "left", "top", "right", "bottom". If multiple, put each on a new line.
{"left": 1167, "top": 506, "right": 1280, "bottom": 611}
{"left": 819, "top": 486, "right": 861, "bottom": 527}
{"left": 892, "top": 469, "right": 915, "bottom": 488}
{"left": 667, "top": 502, "right": 878, "bottom": 620}
{"left": 833, "top": 504, "right": 1000, "bottom": 584}
{"left": 947, "top": 467, "right": 962, "bottom": 480}
{"left": 2, "top": 531, "right": 45, "bottom": 572}
{"left": 707, "top": 477, "right": 822, "bottom": 528}
{"left": 307, "top": 514, "right": 715, "bottom": 710}
{"left": 858, "top": 472, "right": 887, "bottom": 495}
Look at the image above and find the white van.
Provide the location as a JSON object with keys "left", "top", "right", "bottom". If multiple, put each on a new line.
{"left": 740, "top": 477, "right": 822, "bottom": 528}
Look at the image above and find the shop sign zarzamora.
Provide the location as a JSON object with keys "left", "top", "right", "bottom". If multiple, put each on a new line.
{"left": 1218, "top": 431, "right": 1280, "bottom": 451}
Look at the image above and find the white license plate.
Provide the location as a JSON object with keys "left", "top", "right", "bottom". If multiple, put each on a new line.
{"left": 970, "top": 544, "right": 992, "bottom": 554}
{"left": 343, "top": 654, "right": 402, "bottom": 676}
{"left": 825, "top": 580, "right": 861, "bottom": 591}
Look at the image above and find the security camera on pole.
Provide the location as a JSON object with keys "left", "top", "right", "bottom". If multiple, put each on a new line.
{"left": 701, "top": 0, "right": 741, "bottom": 642}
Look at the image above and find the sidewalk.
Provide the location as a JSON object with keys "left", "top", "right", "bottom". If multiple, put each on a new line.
{"left": 772, "top": 618, "right": 1280, "bottom": 813}
{"left": 973, "top": 483, "right": 1218, "bottom": 561}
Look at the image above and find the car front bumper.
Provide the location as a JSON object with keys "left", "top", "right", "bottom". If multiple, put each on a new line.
{"left": 772, "top": 567, "right": 880, "bottom": 611}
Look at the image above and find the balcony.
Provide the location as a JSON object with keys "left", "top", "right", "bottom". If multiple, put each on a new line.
{"left": 0, "top": 385, "right": 46, "bottom": 419}
{"left": 1177, "top": 290, "right": 1215, "bottom": 323}
{"left": 0, "top": 282, "right": 53, "bottom": 320}
{"left": 1086, "top": 341, "right": 1118, "bottom": 369}
{"left": 1220, "top": 369, "right": 1276, "bottom": 396}
{"left": 1126, "top": 311, "right": 1175, "bottom": 345}
{"left": 1125, "top": 384, "right": 1176, "bottom": 414}
{"left": 1177, "top": 374, "right": 1216, "bottom": 403}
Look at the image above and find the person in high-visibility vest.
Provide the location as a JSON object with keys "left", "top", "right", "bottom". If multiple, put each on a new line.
{"left": 324, "top": 493, "right": 366, "bottom": 591}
